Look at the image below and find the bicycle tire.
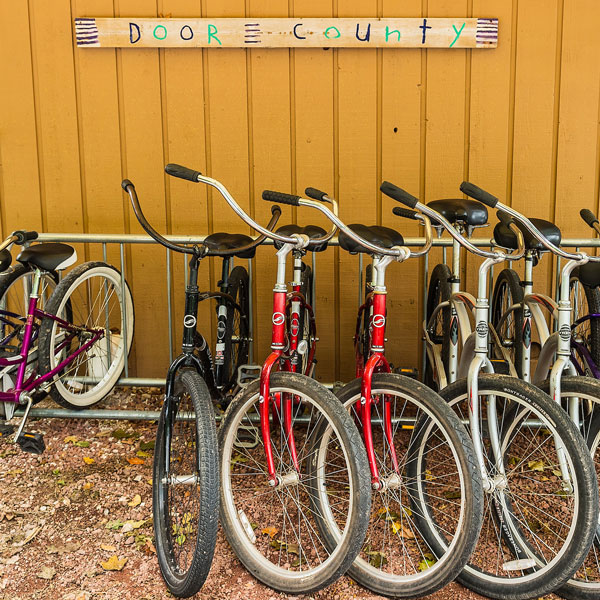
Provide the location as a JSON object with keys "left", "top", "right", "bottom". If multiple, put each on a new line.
{"left": 310, "top": 373, "right": 483, "bottom": 597}
{"left": 569, "top": 272, "right": 600, "bottom": 370}
{"left": 491, "top": 269, "right": 524, "bottom": 376}
{"left": 153, "top": 369, "right": 219, "bottom": 597}
{"left": 219, "top": 372, "right": 370, "bottom": 594}
{"left": 536, "top": 376, "right": 600, "bottom": 600}
{"left": 424, "top": 263, "right": 451, "bottom": 389}
{"left": 38, "top": 262, "right": 134, "bottom": 409}
{"left": 357, "top": 264, "right": 373, "bottom": 372}
{"left": 220, "top": 265, "right": 250, "bottom": 394}
{"left": 432, "top": 374, "right": 598, "bottom": 600}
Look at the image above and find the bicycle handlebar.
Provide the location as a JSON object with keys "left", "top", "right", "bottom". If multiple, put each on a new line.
{"left": 461, "top": 180, "right": 592, "bottom": 262}
{"left": 122, "top": 178, "right": 283, "bottom": 256}
{"left": 164, "top": 163, "right": 203, "bottom": 183}
{"left": 580, "top": 209, "right": 600, "bottom": 238}
{"left": 381, "top": 181, "right": 502, "bottom": 260}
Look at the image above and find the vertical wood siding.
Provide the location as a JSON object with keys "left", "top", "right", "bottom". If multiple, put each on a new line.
{"left": 1, "top": 0, "right": 599, "bottom": 382}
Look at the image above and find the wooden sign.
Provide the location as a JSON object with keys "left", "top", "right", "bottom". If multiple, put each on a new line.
{"left": 75, "top": 17, "right": 498, "bottom": 49}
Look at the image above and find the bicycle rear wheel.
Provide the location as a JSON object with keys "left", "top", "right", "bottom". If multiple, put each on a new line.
{"left": 38, "top": 262, "right": 134, "bottom": 409}
{"left": 219, "top": 372, "right": 370, "bottom": 594}
{"left": 433, "top": 374, "right": 598, "bottom": 600}
{"left": 569, "top": 273, "right": 600, "bottom": 371}
{"left": 154, "top": 369, "right": 219, "bottom": 597}
{"left": 424, "top": 263, "right": 451, "bottom": 389}
{"left": 491, "top": 268, "right": 524, "bottom": 375}
{"left": 310, "top": 374, "right": 483, "bottom": 597}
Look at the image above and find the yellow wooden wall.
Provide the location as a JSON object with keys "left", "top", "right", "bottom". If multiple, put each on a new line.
{"left": 1, "top": 1, "right": 599, "bottom": 382}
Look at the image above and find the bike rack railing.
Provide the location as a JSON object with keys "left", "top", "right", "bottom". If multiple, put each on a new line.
{"left": 11, "top": 232, "right": 599, "bottom": 422}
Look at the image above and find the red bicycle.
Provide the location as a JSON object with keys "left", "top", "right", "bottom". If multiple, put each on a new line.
{"left": 165, "top": 166, "right": 371, "bottom": 595}
{"left": 296, "top": 185, "right": 483, "bottom": 598}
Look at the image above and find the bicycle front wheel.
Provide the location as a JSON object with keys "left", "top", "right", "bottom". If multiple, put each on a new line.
{"left": 219, "top": 372, "right": 370, "bottom": 594}
{"left": 38, "top": 262, "right": 134, "bottom": 408}
{"left": 153, "top": 369, "right": 219, "bottom": 597}
{"left": 437, "top": 374, "right": 598, "bottom": 600}
{"left": 311, "top": 374, "right": 483, "bottom": 597}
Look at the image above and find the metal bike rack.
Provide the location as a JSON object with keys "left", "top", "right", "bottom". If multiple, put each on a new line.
{"left": 12, "top": 232, "right": 599, "bottom": 423}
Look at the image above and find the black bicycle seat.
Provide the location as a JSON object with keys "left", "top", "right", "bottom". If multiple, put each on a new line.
{"left": 273, "top": 225, "right": 329, "bottom": 252}
{"left": 493, "top": 218, "right": 561, "bottom": 252}
{"left": 427, "top": 198, "right": 488, "bottom": 227}
{"left": 0, "top": 249, "right": 12, "bottom": 273}
{"left": 17, "top": 243, "right": 76, "bottom": 272}
{"left": 572, "top": 262, "right": 600, "bottom": 288}
{"left": 339, "top": 224, "right": 404, "bottom": 255}
{"left": 203, "top": 233, "right": 257, "bottom": 259}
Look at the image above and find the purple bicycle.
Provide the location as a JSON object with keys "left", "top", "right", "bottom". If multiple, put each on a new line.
{"left": 0, "top": 230, "right": 133, "bottom": 453}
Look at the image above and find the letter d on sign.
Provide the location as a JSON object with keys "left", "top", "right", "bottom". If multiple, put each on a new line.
{"left": 129, "top": 22, "right": 141, "bottom": 44}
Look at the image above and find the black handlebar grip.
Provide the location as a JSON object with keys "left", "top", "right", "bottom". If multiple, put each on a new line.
{"left": 380, "top": 181, "right": 419, "bottom": 209}
{"left": 460, "top": 181, "right": 499, "bottom": 208}
{"left": 392, "top": 206, "right": 419, "bottom": 220}
{"left": 262, "top": 190, "right": 301, "bottom": 206}
{"left": 12, "top": 230, "right": 38, "bottom": 244}
{"left": 165, "top": 163, "right": 202, "bottom": 182}
{"left": 580, "top": 208, "right": 599, "bottom": 228}
{"left": 121, "top": 179, "right": 134, "bottom": 191}
{"left": 304, "top": 187, "right": 328, "bottom": 201}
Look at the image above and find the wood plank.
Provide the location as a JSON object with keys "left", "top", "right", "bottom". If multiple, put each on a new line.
{"left": 337, "top": 0, "right": 379, "bottom": 382}
{"left": 291, "top": 0, "right": 337, "bottom": 381}
{"left": 75, "top": 17, "right": 498, "bottom": 48}
{"left": 380, "top": 0, "right": 423, "bottom": 372}
{"left": 118, "top": 0, "right": 169, "bottom": 376}
{"left": 161, "top": 0, "right": 213, "bottom": 354}
{"left": 0, "top": 2, "right": 43, "bottom": 236}
{"left": 554, "top": 0, "right": 600, "bottom": 240}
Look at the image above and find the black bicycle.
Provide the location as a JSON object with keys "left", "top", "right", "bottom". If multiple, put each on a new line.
{"left": 122, "top": 168, "right": 281, "bottom": 598}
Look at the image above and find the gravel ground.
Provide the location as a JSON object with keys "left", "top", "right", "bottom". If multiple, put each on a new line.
{"left": 0, "top": 388, "right": 553, "bottom": 600}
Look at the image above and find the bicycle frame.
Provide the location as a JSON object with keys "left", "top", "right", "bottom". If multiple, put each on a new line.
{"left": 284, "top": 251, "right": 316, "bottom": 376}
{"left": 0, "top": 269, "right": 105, "bottom": 404}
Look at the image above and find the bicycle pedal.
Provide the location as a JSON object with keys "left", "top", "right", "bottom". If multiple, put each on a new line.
{"left": 17, "top": 431, "right": 45, "bottom": 454}
{"left": 393, "top": 367, "right": 419, "bottom": 380}
{"left": 489, "top": 359, "right": 510, "bottom": 375}
{"left": 237, "top": 365, "right": 262, "bottom": 388}
{"left": 0, "top": 423, "right": 15, "bottom": 437}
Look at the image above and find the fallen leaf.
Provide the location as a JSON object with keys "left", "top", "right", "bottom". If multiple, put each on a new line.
{"left": 127, "top": 495, "right": 142, "bottom": 507}
{"left": 528, "top": 460, "right": 545, "bottom": 472}
{"left": 37, "top": 565, "right": 56, "bottom": 580}
{"left": 127, "top": 457, "right": 144, "bottom": 465}
{"left": 83, "top": 457, "right": 95, "bottom": 465}
{"left": 47, "top": 542, "right": 80, "bottom": 554}
{"left": 391, "top": 521, "right": 415, "bottom": 538}
{"left": 365, "top": 550, "right": 387, "bottom": 568}
{"left": 100, "top": 555, "right": 128, "bottom": 571}
{"left": 105, "top": 520, "right": 124, "bottom": 530}
{"left": 136, "top": 450, "right": 150, "bottom": 458}
{"left": 121, "top": 519, "right": 145, "bottom": 533}
{"left": 418, "top": 552, "right": 436, "bottom": 571}
{"left": 112, "top": 429, "right": 136, "bottom": 440}
{"left": 100, "top": 544, "right": 117, "bottom": 552}
{"left": 83, "top": 482, "right": 94, "bottom": 491}
{"left": 64, "top": 436, "right": 78, "bottom": 444}
{"left": 139, "top": 440, "right": 155, "bottom": 451}
{"left": 261, "top": 526, "right": 278, "bottom": 538}
{"left": 74, "top": 441, "right": 90, "bottom": 448}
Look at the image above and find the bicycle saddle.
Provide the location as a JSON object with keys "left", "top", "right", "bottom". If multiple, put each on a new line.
{"left": 427, "top": 198, "right": 488, "bottom": 227}
{"left": 493, "top": 218, "right": 561, "bottom": 252}
{"left": 203, "top": 233, "right": 257, "bottom": 259}
{"left": 273, "top": 225, "right": 329, "bottom": 252}
{"left": 572, "top": 262, "right": 600, "bottom": 288}
{"left": 339, "top": 224, "right": 404, "bottom": 255}
{"left": 17, "top": 243, "right": 77, "bottom": 272}
{"left": 0, "top": 249, "right": 12, "bottom": 273}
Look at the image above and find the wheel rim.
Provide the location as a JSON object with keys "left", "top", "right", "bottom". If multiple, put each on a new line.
{"left": 319, "top": 387, "right": 468, "bottom": 583}
{"left": 445, "top": 389, "right": 580, "bottom": 584}
{"left": 221, "top": 385, "right": 354, "bottom": 579}
{"left": 48, "top": 269, "right": 130, "bottom": 403}
{"left": 493, "top": 280, "right": 518, "bottom": 364}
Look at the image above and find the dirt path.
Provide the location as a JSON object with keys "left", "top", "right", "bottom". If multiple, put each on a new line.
{"left": 0, "top": 388, "right": 538, "bottom": 600}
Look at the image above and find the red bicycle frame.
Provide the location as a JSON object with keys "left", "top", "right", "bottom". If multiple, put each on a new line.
{"left": 354, "top": 256, "right": 399, "bottom": 488}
